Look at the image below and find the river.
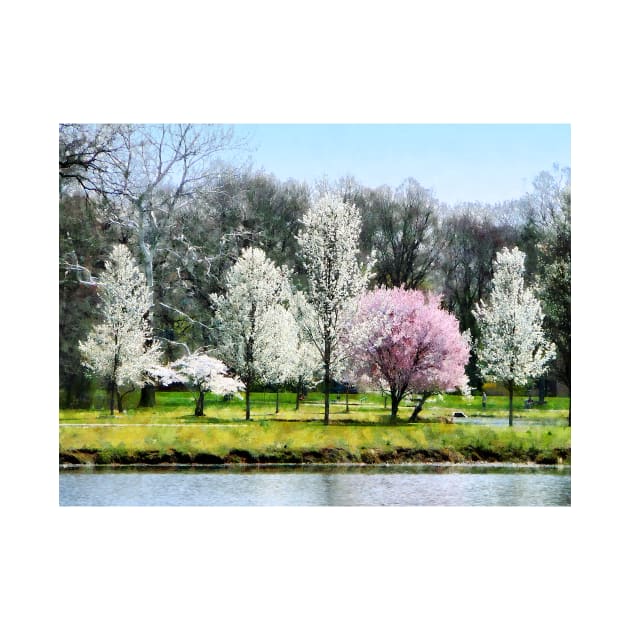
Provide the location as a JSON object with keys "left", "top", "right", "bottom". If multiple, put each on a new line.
{"left": 59, "top": 464, "right": 570, "bottom": 506}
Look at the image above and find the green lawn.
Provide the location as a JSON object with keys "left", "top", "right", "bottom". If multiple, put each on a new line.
{"left": 59, "top": 390, "right": 570, "bottom": 424}
{"left": 59, "top": 391, "right": 570, "bottom": 465}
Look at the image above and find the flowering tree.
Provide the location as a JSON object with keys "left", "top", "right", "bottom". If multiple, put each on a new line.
{"left": 536, "top": 189, "right": 571, "bottom": 424}
{"left": 151, "top": 351, "right": 243, "bottom": 416}
{"left": 67, "top": 124, "right": 245, "bottom": 408}
{"left": 473, "top": 246, "right": 556, "bottom": 426}
{"left": 254, "top": 304, "right": 299, "bottom": 413}
{"left": 296, "top": 194, "right": 371, "bottom": 424}
{"left": 211, "top": 247, "right": 295, "bottom": 420}
{"left": 289, "top": 291, "right": 322, "bottom": 410}
{"left": 79, "top": 244, "right": 161, "bottom": 415}
{"left": 347, "top": 288, "right": 470, "bottom": 422}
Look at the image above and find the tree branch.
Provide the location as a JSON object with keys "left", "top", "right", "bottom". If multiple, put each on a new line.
{"left": 158, "top": 302, "right": 213, "bottom": 331}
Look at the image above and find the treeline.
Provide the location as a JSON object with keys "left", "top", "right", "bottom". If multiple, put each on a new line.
{"left": 59, "top": 124, "right": 570, "bottom": 407}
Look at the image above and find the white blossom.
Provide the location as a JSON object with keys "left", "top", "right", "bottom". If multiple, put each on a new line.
{"left": 289, "top": 290, "right": 323, "bottom": 389}
{"left": 253, "top": 303, "right": 299, "bottom": 387}
{"left": 147, "top": 364, "right": 180, "bottom": 386}
{"left": 162, "top": 352, "right": 243, "bottom": 394}
{"left": 473, "top": 246, "right": 555, "bottom": 423}
{"left": 296, "top": 194, "right": 372, "bottom": 423}
{"left": 211, "top": 247, "right": 295, "bottom": 418}
{"left": 79, "top": 244, "right": 161, "bottom": 412}
{"left": 149, "top": 351, "right": 243, "bottom": 415}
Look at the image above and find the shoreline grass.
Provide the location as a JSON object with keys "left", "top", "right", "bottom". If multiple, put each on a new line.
{"left": 60, "top": 392, "right": 570, "bottom": 466}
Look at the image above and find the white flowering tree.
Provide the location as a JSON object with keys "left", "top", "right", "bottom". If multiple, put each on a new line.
{"left": 255, "top": 304, "right": 300, "bottom": 413}
{"left": 289, "top": 291, "right": 322, "bottom": 410}
{"left": 296, "top": 194, "right": 372, "bottom": 424}
{"left": 473, "top": 246, "right": 556, "bottom": 425}
{"left": 151, "top": 351, "right": 243, "bottom": 416}
{"left": 79, "top": 244, "right": 161, "bottom": 415}
{"left": 211, "top": 247, "right": 295, "bottom": 420}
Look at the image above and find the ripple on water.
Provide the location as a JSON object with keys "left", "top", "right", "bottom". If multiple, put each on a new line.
{"left": 59, "top": 464, "right": 570, "bottom": 507}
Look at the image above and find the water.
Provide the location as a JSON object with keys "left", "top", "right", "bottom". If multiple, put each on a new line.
{"left": 59, "top": 464, "right": 570, "bottom": 506}
{"left": 445, "top": 414, "right": 569, "bottom": 427}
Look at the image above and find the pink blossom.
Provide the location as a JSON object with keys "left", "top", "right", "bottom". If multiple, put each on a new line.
{"left": 347, "top": 287, "right": 470, "bottom": 421}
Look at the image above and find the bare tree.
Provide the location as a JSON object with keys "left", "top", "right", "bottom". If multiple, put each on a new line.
{"left": 59, "top": 124, "right": 125, "bottom": 197}
{"left": 81, "top": 124, "right": 248, "bottom": 405}
{"left": 359, "top": 178, "right": 440, "bottom": 289}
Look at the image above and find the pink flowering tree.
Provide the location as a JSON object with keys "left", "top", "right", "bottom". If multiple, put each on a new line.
{"left": 346, "top": 288, "right": 470, "bottom": 422}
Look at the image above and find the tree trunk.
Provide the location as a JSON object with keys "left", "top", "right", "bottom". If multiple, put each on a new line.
{"left": 138, "top": 383, "right": 156, "bottom": 407}
{"left": 323, "top": 367, "right": 330, "bottom": 425}
{"left": 109, "top": 380, "right": 116, "bottom": 416}
{"left": 295, "top": 379, "right": 301, "bottom": 411}
{"left": 508, "top": 381, "right": 514, "bottom": 427}
{"left": 323, "top": 339, "right": 331, "bottom": 425}
{"left": 195, "top": 390, "right": 205, "bottom": 416}
{"left": 408, "top": 393, "right": 428, "bottom": 422}
{"left": 538, "top": 376, "right": 546, "bottom": 404}
{"left": 345, "top": 386, "right": 349, "bottom": 413}
{"left": 245, "top": 383, "right": 251, "bottom": 420}
{"left": 390, "top": 394, "right": 400, "bottom": 423}
{"left": 110, "top": 345, "right": 120, "bottom": 415}
{"left": 409, "top": 401, "right": 423, "bottom": 422}
{"left": 275, "top": 388, "right": 280, "bottom": 414}
{"left": 116, "top": 390, "right": 124, "bottom": 413}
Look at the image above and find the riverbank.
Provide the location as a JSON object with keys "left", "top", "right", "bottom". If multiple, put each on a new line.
{"left": 59, "top": 421, "right": 570, "bottom": 466}
{"left": 59, "top": 392, "right": 570, "bottom": 466}
{"left": 60, "top": 446, "right": 570, "bottom": 466}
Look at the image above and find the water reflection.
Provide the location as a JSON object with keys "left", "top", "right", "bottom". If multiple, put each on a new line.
{"left": 60, "top": 465, "right": 570, "bottom": 507}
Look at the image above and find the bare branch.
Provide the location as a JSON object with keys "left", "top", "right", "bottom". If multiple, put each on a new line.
{"left": 159, "top": 302, "right": 213, "bottom": 331}
{"left": 155, "top": 337, "right": 191, "bottom": 355}
{"left": 60, "top": 251, "right": 98, "bottom": 286}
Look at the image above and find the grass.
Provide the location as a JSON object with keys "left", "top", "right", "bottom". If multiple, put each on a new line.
{"left": 59, "top": 391, "right": 571, "bottom": 465}
{"left": 59, "top": 421, "right": 570, "bottom": 465}
{"left": 59, "top": 390, "right": 570, "bottom": 424}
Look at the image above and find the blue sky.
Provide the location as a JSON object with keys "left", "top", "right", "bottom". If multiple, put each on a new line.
{"left": 234, "top": 124, "right": 570, "bottom": 206}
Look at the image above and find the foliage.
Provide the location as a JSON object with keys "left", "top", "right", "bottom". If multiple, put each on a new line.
{"left": 59, "top": 195, "right": 110, "bottom": 407}
{"left": 296, "top": 193, "right": 372, "bottom": 424}
{"left": 211, "top": 247, "right": 296, "bottom": 419}
{"left": 436, "top": 208, "right": 520, "bottom": 389}
{"left": 151, "top": 351, "right": 243, "bottom": 416}
{"left": 255, "top": 304, "right": 300, "bottom": 387}
{"left": 78, "top": 244, "right": 161, "bottom": 414}
{"left": 288, "top": 290, "right": 323, "bottom": 391}
{"left": 473, "top": 246, "right": 556, "bottom": 425}
{"left": 59, "top": 125, "right": 570, "bottom": 418}
{"left": 347, "top": 287, "right": 470, "bottom": 421}
{"left": 536, "top": 189, "right": 571, "bottom": 390}
{"left": 357, "top": 178, "right": 440, "bottom": 289}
